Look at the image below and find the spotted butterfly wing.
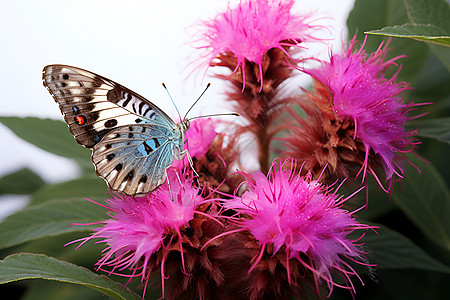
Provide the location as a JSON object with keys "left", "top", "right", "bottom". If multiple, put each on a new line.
{"left": 42, "top": 65, "right": 188, "bottom": 195}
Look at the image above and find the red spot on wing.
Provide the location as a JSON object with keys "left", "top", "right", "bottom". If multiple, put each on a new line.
{"left": 74, "top": 115, "right": 86, "bottom": 125}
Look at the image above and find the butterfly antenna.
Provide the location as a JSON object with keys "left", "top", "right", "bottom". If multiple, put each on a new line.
{"left": 162, "top": 83, "right": 183, "bottom": 122}
{"left": 188, "top": 112, "right": 240, "bottom": 121}
{"left": 183, "top": 83, "right": 211, "bottom": 120}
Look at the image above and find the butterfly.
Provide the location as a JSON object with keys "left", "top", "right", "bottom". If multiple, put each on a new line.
{"left": 42, "top": 65, "right": 192, "bottom": 196}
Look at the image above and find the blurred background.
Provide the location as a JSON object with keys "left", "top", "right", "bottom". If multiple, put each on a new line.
{"left": 0, "top": 0, "right": 355, "bottom": 219}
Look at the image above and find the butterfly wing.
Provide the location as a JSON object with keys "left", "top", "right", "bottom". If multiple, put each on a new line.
{"left": 42, "top": 64, "right": 177, "bottom": 148}
{"left": 43, "top": 65, "right": 183, "bottom": 195}
{"left": 92, "top": 124, "right": 178, "bottom": 195}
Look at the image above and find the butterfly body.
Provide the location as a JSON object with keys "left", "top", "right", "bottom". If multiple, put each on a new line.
{"left": 43, "top": 65, "right": 189, "bottom": 195}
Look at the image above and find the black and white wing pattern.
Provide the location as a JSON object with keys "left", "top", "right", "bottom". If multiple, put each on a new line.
{"left": 42, "top": 65, "right": 187, "bottom": 195}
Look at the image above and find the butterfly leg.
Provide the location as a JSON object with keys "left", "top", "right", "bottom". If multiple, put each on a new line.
{"left": 187, "top": 151, "right": 200, "bottom": 177}
{"left": 166, "top": 168, "right": 185, "bottom": 199}
{"left": 185, "top": 139, "right": 200, "bottom": 177}
{"left": 174, "top": 169, "right": 185, "bottom": 192}
{"left": 165, "top": 169, "right": 175, "bottom": 201}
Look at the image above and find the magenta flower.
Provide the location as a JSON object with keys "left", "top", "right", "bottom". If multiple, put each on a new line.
{"left": 172, "top": 118, "right": 218, "bottom": 170}
{"left": 304, "top": 36, "right": 423, "bottom": 185}
{"left": 193, "top": 0, "right": 318, "bottom": 89}
{"left": 70, "top": 170, "right": 216, "bottom": 298}
{"left": 190, "top": 0, "right": 323, "bottom": 173}
{"left": 171, "top": 117, "right": 241, "bottom": 196}
{"left": 224, "top": 159, "right": 373, "bottom": 296}
{"left": 187, "top": 117, "right": 218, "bottom": 157}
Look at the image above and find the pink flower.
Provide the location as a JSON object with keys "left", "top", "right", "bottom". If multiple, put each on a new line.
{"left": 193, "top": 0, "right": 319, "bottom": 89}
{"left": 172, "top": 118, "right": 218, "bottom": 171}
{"left": 224, "top": 159, "right": 373, "bottom": 296}
{"left": 304, "top": 36, "right": 423, "bottom": 185}
{"left": 187, "top": 117, "right": 218, "bottom": 157}
{"left": 178, "top": 117, "right": 218, "bottom": 162}
{"left": 70, "top": 170, "right": 214, "bottom": 298}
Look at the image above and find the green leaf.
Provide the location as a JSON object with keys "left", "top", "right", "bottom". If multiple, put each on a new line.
{"left": 363, "top": 224, "right": 450, "bottom": 273}
{"left": 22, "top": 280, "right": 105, "bottom": 300}
{"left": 1, "top": 231, "right": 104, "bottom": 271}
{"left": 0, "top": 117, "right": 92, "bottom": 171}
{"left": 410, "top": 51, "right": 450, "bottom": 105}
{"left": 347, "top": 0, "right": 429, "bottom": 83}
{"left": 392, "top": 155, "right": 450, "bottom": 250}
{"left": 366, "top": 23, "right": 450, "bottom": 47}
{"left": 408, "top": 117, "right": 450, "bottom": 144}
{"left": 0, "top": 253, "right": 140, "bottom": 300}
{"left": 30, "top": 176, "right": 107, "bottom": 205}
{"left": 340, "top": 175, "right": 395, "bottom": 221}
{"left": 429, "top": 43, "right": 450, "bottom": 71}
{"left": 404, "top": 0, "right": 450, "bottom": 32}
{"left": 0, "top": 168, "right": 45, "bottom": 195}
{"left": 404, "top": 0, "right": 450, "bottom": 69}
{"left": 0, "top": 198, "right": 106, "bottom": 250}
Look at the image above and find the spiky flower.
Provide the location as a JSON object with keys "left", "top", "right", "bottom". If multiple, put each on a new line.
{"left": 70, "top": 170, "right": 230, "bottom": 299}
{"left": 172, "top": 118, "right": 218, "bottom": 170}
{"left": 192, "top": 132, "right": 241, "bottom": 195}
{"left": 186, "top": 117, "right": 218, "bottom": 158}
{"left": 173, "top": 118, "right": 240, "bottom": 195}
{"left": 224, "top": 159, "right": 373, "bottom": 298}
{"left": 279, "top": 84, "right": 367, "bottom": 184}
{"left": 283, "top": 37, "right": 424, "bottom": 189}
{"left": 194, "top": 0, "right": 318, "bottom": 91}
{"left": 192, "top": 0, "right": 321, "bottom": 173}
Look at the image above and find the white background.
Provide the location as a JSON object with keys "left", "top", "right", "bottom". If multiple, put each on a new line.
{"left": 0, "top": 0, "right": 355, "bottom": 218}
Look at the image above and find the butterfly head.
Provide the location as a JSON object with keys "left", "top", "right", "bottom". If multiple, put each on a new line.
{"left": 177, "top": 119, "right": 190, "bottom": 133}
